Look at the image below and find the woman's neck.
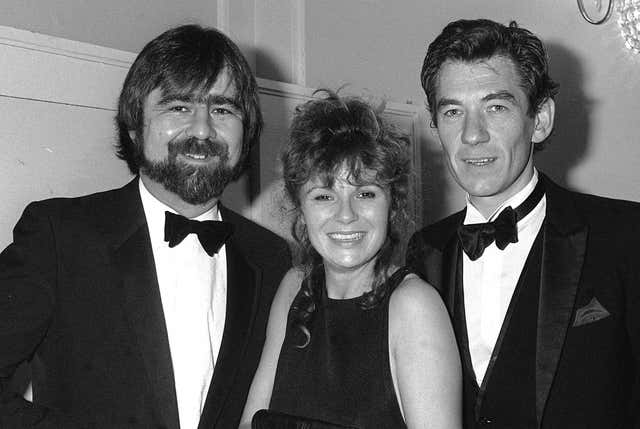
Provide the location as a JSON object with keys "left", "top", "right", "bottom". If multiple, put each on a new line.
{"left": 323, "top": 262, "right": 376, "bottom": 300}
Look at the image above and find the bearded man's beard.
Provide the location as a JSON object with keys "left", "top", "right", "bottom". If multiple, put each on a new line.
{"left": 140, "top": 138, "right": 242, "bottom": 205}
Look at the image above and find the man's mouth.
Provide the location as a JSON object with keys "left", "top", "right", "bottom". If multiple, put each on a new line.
{"left": 171, "top": 137, "right": 228, "bottom": 162}
{"left": 464, "top": 157, "right": 496, "bottom": 166}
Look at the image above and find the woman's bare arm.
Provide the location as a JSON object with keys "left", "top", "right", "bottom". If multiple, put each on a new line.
{"left": 389, "top": 274, "right": 462, "bottom": 429}
{"left": 238, "top": 268, "right": 303, "bottom": 428}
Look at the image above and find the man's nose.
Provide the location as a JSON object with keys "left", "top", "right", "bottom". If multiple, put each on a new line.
{"left": 461, "top": 113, "right": 489, "bottom": 145}
{"left": 186, "top": 106, "right": 216, "bottom": 140}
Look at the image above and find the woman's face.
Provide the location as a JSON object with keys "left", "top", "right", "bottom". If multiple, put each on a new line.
{"left": 299, "top": 168, "right": 391, "bottom": 274}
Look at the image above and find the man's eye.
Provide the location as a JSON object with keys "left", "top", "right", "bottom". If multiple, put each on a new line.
{"left": 211, "top": 107, "right": 238, "bottom": 116}
{"left": 442, "top": 108, "right": 462, "bottom": 118}
{"left": 488, "top": 104, "right": 507, "bottom": 113}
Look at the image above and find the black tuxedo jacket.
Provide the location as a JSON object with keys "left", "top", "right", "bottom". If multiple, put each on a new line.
{"left": 407, "top": 174, "right": 640, "bottom": 428}
{"left": 0, "top": 178, "right": 291, "bottom": 428}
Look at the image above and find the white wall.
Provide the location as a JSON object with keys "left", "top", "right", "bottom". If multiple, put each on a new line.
{"left": 0, "top": 0, "right": 218, "bottom": 53}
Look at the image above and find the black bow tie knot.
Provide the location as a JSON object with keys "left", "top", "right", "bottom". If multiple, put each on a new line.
{"left": 457, "top": 179, "right": 546, "bottom": 261}
{"left": 458, "top": 206, "right": 518, "bottom": 261}
{"left": 164, "top": 211, "right": 234, "bottom": 256}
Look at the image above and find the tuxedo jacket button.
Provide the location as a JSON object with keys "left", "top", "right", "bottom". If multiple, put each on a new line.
{"left": 479, "top": 416, "right": 494, "bottom": 425}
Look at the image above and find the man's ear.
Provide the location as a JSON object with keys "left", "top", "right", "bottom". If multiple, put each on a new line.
{"left": 532, "top": 98, "right": 555, "bottom": 144}
{"left": 128, "top": 130, "right": 137, "bottom": 143}
{"left": 431, "top": 125, "right": 440, "bottom": 140}
{"left": 427, "top": 115, "right": 440, "bottom": 139}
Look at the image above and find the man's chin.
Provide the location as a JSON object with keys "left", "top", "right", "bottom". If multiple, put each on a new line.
{"left": 141, "top": 158, "right": 241, "bottom": 205}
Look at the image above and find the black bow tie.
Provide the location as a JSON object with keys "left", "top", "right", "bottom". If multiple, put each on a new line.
{"left": 164, "top": 211, "right": 234, "bottom": 256}
{"left": 457, "top": 179, "right": 545, "bottom": 261}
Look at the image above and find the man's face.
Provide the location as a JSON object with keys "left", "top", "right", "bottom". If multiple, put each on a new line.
{"left": 433, "top": 56, "right": 553, "bottom": 214}
{"left": 133, "top": 69, "right": 244, "bottom": 205}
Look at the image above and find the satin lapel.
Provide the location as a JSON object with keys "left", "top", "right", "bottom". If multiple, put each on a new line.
{"left": 198, "top": 238, "right": 259, "bottom": 428}
{"left": 441, "top": 234, "right": 461, "bottom": 314}
{"left": 535, "top": 176, "right": 588, "bottom": 426}
{"left": 111, "top": 181, "right": 179, "bottom": 429}
{"left": 445, "top": 236, "right": 479, "bottom": 386}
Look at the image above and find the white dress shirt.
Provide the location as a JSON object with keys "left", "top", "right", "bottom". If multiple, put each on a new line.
{"left": 462, "top": 170, "right": 546, "bottom": 385}
{"left": 139, "top": 180, "right": 227, "bottom": 429}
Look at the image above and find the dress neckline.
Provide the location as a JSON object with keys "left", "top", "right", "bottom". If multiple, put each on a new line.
{"left": 319, "top": 266, "right": 412, "bottom": 306}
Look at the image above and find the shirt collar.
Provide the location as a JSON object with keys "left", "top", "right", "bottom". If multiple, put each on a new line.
{"left": 138, "top": 179, "right": 220, "bottom": 244}
{"left": 464, "top": 169, "right": 540, "bottom": 224}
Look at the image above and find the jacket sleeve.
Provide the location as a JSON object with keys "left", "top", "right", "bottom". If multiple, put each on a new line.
{"left": 0, "top": 202, "right": 84, "bottom": 428}
{"left": 623, "top": 206, "right": 640, "bottom": 425}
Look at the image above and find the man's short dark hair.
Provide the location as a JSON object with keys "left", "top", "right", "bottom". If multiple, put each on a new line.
{"left": 116, "top": 24, "right": 262, "bottom": 176}
{"left": 421, "top": 19, "right": 559, "bottom": 145}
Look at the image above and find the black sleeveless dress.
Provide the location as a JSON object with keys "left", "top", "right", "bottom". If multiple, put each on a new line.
{"left": 265, "top": 267, "right": 412, "bottom": 429}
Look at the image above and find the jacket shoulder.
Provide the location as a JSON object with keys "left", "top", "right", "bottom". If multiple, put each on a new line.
{"left": 220, "top": 206, "right": 292, "bottom": 264}
{"left": 543, "top": 174, "right": 640, "bottom": 240}
{"left": 20, "top": 180, "right": 137, "bottom": 220}
{"left": 410, "top": 210, "right": 465, "bottom": 250}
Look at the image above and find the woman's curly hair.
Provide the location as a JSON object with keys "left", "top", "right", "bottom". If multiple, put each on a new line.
{"left": 280, "top": 90, "right": 412, "bottom": 347}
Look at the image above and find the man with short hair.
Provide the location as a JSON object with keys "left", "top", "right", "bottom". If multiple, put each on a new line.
{"left": 0, "top": 24, "right": 291, "bottom": 428}
{"left": 407, "top": 18, "right": 640, "bottom": 428}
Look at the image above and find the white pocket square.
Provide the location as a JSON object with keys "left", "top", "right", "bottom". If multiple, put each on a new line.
{"left": 572, "top": 297, "right": 610, "bottom": 327}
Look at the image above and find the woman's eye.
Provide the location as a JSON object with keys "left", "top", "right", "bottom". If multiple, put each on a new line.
{"left": 169, "top": 105, "right": 190, "bottom": 113}
{"left": 313, "top": 194, "right": 333, "bottom": 201}
{"left": 358, "top": 191, "right": 376, "bottom": 199}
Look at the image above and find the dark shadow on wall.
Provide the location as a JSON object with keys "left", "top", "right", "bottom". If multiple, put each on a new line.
{"left": 418, "top": 111, "right": 467, "bottom": 226}
{"left": 225, "top": 46, "right": 300, "bottom": 243}
{"left": 535, "top": 42, "right": 593, "bottom": 190}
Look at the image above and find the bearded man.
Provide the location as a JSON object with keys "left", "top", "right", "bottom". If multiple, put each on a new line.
{"left": 0, "top": 24, "right": 291, "bottom": 429}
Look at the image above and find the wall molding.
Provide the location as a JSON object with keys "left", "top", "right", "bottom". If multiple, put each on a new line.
{"left": 291, "top": 0, "right": 306, "bottom": 86}
{"left": 217, "top": 0, "right": 231, "bottom": 35}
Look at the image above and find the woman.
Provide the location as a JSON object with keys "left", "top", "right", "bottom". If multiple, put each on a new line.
{"left": 240, "top": 91, "right": 461, "bottom": 428}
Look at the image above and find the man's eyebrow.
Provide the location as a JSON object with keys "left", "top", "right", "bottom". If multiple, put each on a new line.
{"left": 483, "top": 91, "right": 517, "bottom": 103}
{"left": 156, "top": 94, "right": 241, "bottom": 109}
{"left": 435, "top": 91, "right": 518, "bottom": 110}
{"left": 158, "top": 93, "right": 195, "bottom": 105}
{"left": 207, "top": 94, "right": 241, "bottom": 109}
{"left": 436, "top": 97, "right": 461, "bottom": 110}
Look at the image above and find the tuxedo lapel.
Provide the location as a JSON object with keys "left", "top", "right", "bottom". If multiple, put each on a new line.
{"left": 198, "top": 236, "right": 260, "bottom": 428}
{"left": 423, "top": 209, "right": 466, "bottom": 310}
{"left": 535, "top": 175, "right": 588, "bottom": 426}
{"left": 442, "top": 233, "right": 461, "bottom": 317}
{"left": 109, "top": 179, "right": 180, "bottom": 429}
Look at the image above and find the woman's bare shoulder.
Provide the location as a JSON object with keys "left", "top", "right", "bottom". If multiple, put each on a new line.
{"left": 388, "top": 272, "right": 449, "bottom": 329}
{"left": 274, "top": 267, "right": 305, "bottom": 308}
